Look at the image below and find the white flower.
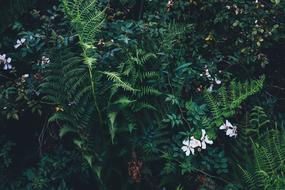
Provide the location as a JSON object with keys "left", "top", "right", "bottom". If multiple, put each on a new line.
{"left": 190, "top": 136, "right": 202, "bottom": 148}
{"left": 181, "top": 136, "right": 201, "bottom": 156}
{"left": 0, "top": 54, "right": 12, "bottom": 70}
{"left": 0, "top": 54, "right": 6, "bottom": 63}
{"left": 20, "top": 74, "right": 29, "bottom": 83}
{"left": 41, "top": 56, "right": 50, "bottom": 65}
{"left": 3, "top": 57, "right": 12, "bottom": 70}
{"left": 226, "top": 5, "right": 231, "bottom": 9}
{"left": 14, "top": 38, "right": 26, "bottom": 49}
{"left": 22, "top": 74, "right": 29, "bottom": 78}
{"left": 181, "top": 139, "right": 194, "bottom": 156}
{"left": 207, "top": 84, "right": 214, "bottom": 92}
{"left": 219, "top": 120, "right": 237, "bottom": 138}
{"left": 205, "top": 69, "right": 211, "bottom": 78}
{"left": 215, "top": 77, "right": 221, "bottom": 85}
{"left": 200, "top": 129, "right": 213, "bottom": 149}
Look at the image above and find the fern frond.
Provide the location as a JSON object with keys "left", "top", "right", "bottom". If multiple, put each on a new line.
{"left": 62, "top": 0, "right": 104, "bottom": 44}
{"left": 203, "top": 91, "right": 220, "bottom": 119}
{"left": 219, "top": 86, "right": 228, "bottom": 112}
{"left": 62, "top": 0, "right": 104, "bottom": 125}
{"left": 204, "top": 76, "right": 265, "bottom": 126}
{"left": 136, "top": 86, "right": 161, "bottom": 97}
{"left": 230, "top": 76, "right": 265, "bottom": 109}
{"left": 101, "top": 71, "right": 137, "bottom": 92}
{"left": 249, "top": 106, "right": 270, "bottom": 133}
{"left": 240, "top": 129, "right": 285, "bottom": 190}
{"left": 239, "top": 166, "right": 256, "bottom": 190}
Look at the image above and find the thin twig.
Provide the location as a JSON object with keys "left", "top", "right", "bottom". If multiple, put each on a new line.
{"left": 167, "top": 73, "right": 191, "bottom": 129}
{"left": 38, "top": 117, "right": 49, "bottom": 157}
{"left": 193, "top": 168, "right": 235, "bottom": 186}
{"left": 271, "top": 85, "right": 285, "bottom": 91}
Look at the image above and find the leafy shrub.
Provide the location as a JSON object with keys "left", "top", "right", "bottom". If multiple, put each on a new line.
{"left": 0, "top": 0, "right": 285, "bottom": 189}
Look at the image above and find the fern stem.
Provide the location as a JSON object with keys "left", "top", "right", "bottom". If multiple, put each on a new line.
{"left": 88, "top": 64, "right": 103, "bottom": 126}
{"left": 78, "top": 32, "right": 103, "bottom": 126}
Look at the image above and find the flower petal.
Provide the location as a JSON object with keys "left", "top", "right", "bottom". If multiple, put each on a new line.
{"left": 7, "top": 58, "right": 11, "bottom": 63}
{"left": 205, "top": 136, "right": 213, "bottom": 144}
{"left": 201, "top": 141, "right": 206, "bottom": 149}
{"left": 226, "top": 120, "right": 233, "bottom": 128}
{"left": 185, "top": 149, "right": 191, "bottom": 156}
{"left": 201, "top": 129, "right": 206, "bottom": 138}
{"left": 207, "top": 84, "right": 213, "bottom": 92}
{"left": 226, "top": 129, "right": 233, "bottom": 136}
{"left": 14, "top": 44, "right": 21, "bottom": 49}
{"left": 183, "top": 139, "right": 189, "bottom": 146}
{"left": 219, "top": 124, "right": 227, "bottom": 130}
{"left": 181, "top": 146, "right": 188, "bottom": 152}
{"left": 190, "top": 137, "right": 201, "bottom": 148}
{"left": 215, "top": 77, "right": 221, "bottom": 84}
{"left": 190, "top": 148, "right": 195, "bottom": 155}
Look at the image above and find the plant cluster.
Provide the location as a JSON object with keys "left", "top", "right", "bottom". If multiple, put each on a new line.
{"left": 0, "top": 0, "right": 285, "bottom": 189}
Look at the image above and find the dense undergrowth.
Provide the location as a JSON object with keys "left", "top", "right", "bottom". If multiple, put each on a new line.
{"left": 1, "top": 0, "right": 285, "bottom": 189}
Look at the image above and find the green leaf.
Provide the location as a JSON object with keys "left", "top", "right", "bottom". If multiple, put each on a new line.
{"left": 83, "top": 154, "right": 93, "bottom": 168}
{"left": 108, "top": 112, "right": 117, "bottom": 143}
{"left": 59, "top": 126, "right": 76, "bottom": 138}
{"left": 113, "top": 96, "right": 136, "bottom": 107}
{"left": 274, "top": 0, "right": 280, "bottom": 4}
{"left": 94, "top": 166, "right": 102, "bottom": 180}
{"left": 73, "top": 139, "right": 83, "bottom": 149}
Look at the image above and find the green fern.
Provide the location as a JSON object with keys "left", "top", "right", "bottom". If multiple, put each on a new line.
{"left": 249, "top": 106, "right": 270, "bottom": 135}
{"left": 203, "top": 76, "right": 265, "bottom": 125}
{"left": 62, "top": 0, "right": 104, "bottom": 125}
{"left": 39, "top": 47, "right": 106, "bottom": 183}
{"left": 101, "top": 71, "right": 137, "bottom": 92}
{"left": 102, "top": 48, "right": 161, "bottom": 138}
{"left": 227, "top": 106, "right": 270, "bottom": 185}
{"left": 40, "top": 48, "right": 95, "bottom": 138}
{"left": 62, "top": 0, "right": 104, "bottom": 45}
{"left": 118, "top": 49, "right": 161, "bottom": 97}
{"left": 232, "top": 106, "right": 270, "bottom": 152}
{"left": 240, "top": 130, "right": 285, "bottom": 190}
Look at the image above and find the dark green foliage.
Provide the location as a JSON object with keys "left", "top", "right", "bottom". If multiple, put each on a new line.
{"left": 201, "top": 148, "right": 229, "bottom": 175}
{"left": 0, "top": 0, "right": 38, "bottom": 33}
{"left": 1, "top": 0, "right": 285, "bottom": 189}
